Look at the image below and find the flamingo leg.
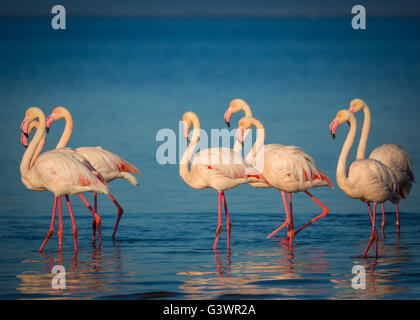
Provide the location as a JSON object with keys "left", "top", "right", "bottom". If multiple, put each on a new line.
{"left": 288, "top": 193, "right": 295, "bottom": 244}
{"left": 267, "top": 191, "right": 291, "bottom": 238}
{"left": 363, "top": 202, "right": 378, "bottom": 258}
{"left": 221, "top": 192, "right": 231, "bottom": 250}
{"left": 79, "top": 194, "right": 102, "bottom": 245}
{"left": 292, "top": 191, "right": 329, "bottom": 236}
{"left": 381, "top": 202, "right": 386, "bottom": 239}
{"left": 109, "top": 192, "right": 124, "bottom": 239}
{"left": 65, "top": 195, "right": 78, "bottom": 251}
{"left": 213, "top": 191, "right": 223, "bottom": 250}
{"left": 381, "top": 203, "right": 386, "bottom": 231}
{"left": 396, "top": 203, "right": 400, "bottom": 230}
{"left": 58, "top": 197, "right": 63, "bottom": 251}
{"left": 91, "top": 192, "right": 97, "bottom": 242}
{"left": 39, "top": 196, "right": 58, "bottom": 252}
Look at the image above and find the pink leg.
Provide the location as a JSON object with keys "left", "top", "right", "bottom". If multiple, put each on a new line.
{"left": 293, "top": 191, "right": 329, "bottom": 236}
{"left": 213, "top": 191, "right": 223, "bottom": 250}
{"left": 381, "top": 203, "right": 386, "bottom": 239}
{"left": 363, "top": 202, "right": 378, "bottom": 258}
{"left": 65, "top": 195, "right": 78, "bottom": 251}
{"left": 267, "top": 191, "right": 291, "bottom": 238}
{"left": 39, "top": 196, "right": 58, "bottom": 252}
{"left": 58, "top": 197, "right": 63, "bottom": 251}
{"left": 396, "top": 203, "right": 400, "bottom": 230}
{"left": 91, "top": 192, "right": 97, "bottom": 241}
{"left": 287, "top": 193, "right": 295, "bottom": 244}
{"left": 109, "top": 192, "right": 124, "bottom": 239}
{"left": 79, "top": 194, "right": 102, "bottom": 245}
{"left": 381, "top": 203, "right": 386, "bottom": 230}
{"left": 221, "top": 192, "right": 231, "bottom": 250}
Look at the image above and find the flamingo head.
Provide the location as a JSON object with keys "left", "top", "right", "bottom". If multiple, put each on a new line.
{"left": 22, "top": 120, "right": 39, "bottom": 147}
{"left": 182, "top": 111, "right": 198, "bottom": 143}
{"left": 224, "top": 98, "right": 249, "bottom": 128}
{"left": 349, "top": 98, "right": 366, "bottom": 114}
{"left": 46, "top": 106, "right": 68, "bottom": 133}
{"left": 329, "top": 109, "right": 351, "bottom": 139}
{"left": 236, "top": 116, "right": 253, "bottom": 145}
{"left": 21, "top": 107, "right": 43, "bottom": 147}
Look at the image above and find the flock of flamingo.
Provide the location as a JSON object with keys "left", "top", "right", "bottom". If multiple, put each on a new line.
{"left": 19, "top": 98, "right": 414, "bottom": 258}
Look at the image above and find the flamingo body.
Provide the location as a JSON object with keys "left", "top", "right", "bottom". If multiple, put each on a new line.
{"left": 342, "top": 158, "right": 399, "bottom": 204}
{"left": 76, "top": 146, "right": 139, "bottom": 185}
{"left": 261, "top": 145, "right": 332, "bottom": 193}
{"left": 22, "top": 149, "right": 108, "bottom": 197}
{"left": 190, "top": 147, "right": 265, "bottom": 191}
{"left": 369, "top": 144, "right": 414, "bottom": 199}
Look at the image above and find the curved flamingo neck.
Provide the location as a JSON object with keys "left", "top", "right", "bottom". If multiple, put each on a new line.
{"left": 336, "top": 115, "right": 357, "bottom": 191}
{"left": 233, "top": 102, "right": 253, "bottom": 154}
{"left": 356, "top": 103, "right": 371, "bottom": 160}
{"left": 244, "top": 118, "right": 265, "bottom": 164}
{"left": 180, "top": 114, "right": 201, "bottom": 188}
{"left": 56, "top": 109, "right": 73, "bottom": 148}
{"left": 20, "top": 109, "right": 46, "bottom": 176}
{"left": 31, "top": 130, "right": 46, "bottom": 169}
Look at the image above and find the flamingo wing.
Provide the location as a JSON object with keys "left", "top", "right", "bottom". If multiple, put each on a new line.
{"left": 76, "top": 146, "right": 140, "bottom": 185}
{"left": 264, "top": 145, "right": 332, "bottom": 190}
{"left": 31, "top": 150, "right": 109, "bottom": 196}
{"left": 369, "top": 144, "right": 414, "bottom": 197}
{"left": 192, "top": 147, "right": 267, "bottom": 183}
{"left": 347, "top": 159, "right": 399, "bottom": 204}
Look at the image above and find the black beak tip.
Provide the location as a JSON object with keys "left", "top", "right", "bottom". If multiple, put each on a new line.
{"left": 225, "top": 121, "right": 230, "bottom": 128}
{"left": 186, "top": 137, "right": 190, "bottom": 143}
{"left": 22, "top": 132, "right": 28, "bottom": 138}
{"left": 331, "top": 133, "right": 335, "bottom": 140}
{"left": 46, "top": 127, "right": 50, "bottom": 133}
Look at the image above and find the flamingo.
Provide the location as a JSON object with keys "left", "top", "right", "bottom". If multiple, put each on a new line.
{"left": 329, "top": 109, "right": 400, "bottom": 257}
{"left": 45, "top": 107, "right": 140, "bottom": 239}
{"left": 180, "top": 111, "right": 267, "bottom": 250}
{"left": 349, "top": 98, "right": 414, "bottom": 232}
{"left": 20, "top": 107, "right": 109, "bottom": 252}
{"left": 224, "top": 99, "right": 332, "bottom": 243}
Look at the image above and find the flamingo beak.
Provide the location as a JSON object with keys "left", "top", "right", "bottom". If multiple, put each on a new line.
{"left": 183, "top": 121, "right": 190, "bottom": 143}
{"left": 349, "top": 105, "right": 356, "bottom": 113}
{"left": 21, "top": 132, "right": 29, "bottom": 148}
{"left": 45, "top": 114, "right": 55, "bottom": 133}
{"left": 21, "top": 117, "right": 29, "bottom": 136}
{"left": 329, "top": 118, "right": 340, "bottom": 140}
{"left": 224, "top": 107, "right": 233, "bottom": 128}
{"left": 236, "top": 127, "right": 245, "bottom": 146}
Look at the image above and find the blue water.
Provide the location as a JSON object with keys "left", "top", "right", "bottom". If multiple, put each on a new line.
{"left": 0, "top": 17, "right": 419, "bottom": 299}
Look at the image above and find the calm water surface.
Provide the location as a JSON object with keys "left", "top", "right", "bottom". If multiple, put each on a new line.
{"left": 0, "top": 18, "right": 419, "bottom": 299}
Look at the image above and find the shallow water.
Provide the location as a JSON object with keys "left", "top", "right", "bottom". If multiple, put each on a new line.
{"left": 0, "top": 17, "right": 419, "bottom": 299}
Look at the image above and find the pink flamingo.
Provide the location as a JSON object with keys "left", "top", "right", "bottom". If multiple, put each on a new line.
{"left": 180, "top": 111, "right": 267, "bottom": 250}
{"left": 45, "top": 107, "right": 140, "bottom": 239}
{"left": 349, "top": 98, "right": 414, "bottom": 232}
{"left": 329, "top": 109, "right": 400, "bottom": 257}
{"left": 224, "top": 99, "right": 332, "bottom": 244}
{"left": 20, "top": 107, "right": 109, "bottom": 252}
